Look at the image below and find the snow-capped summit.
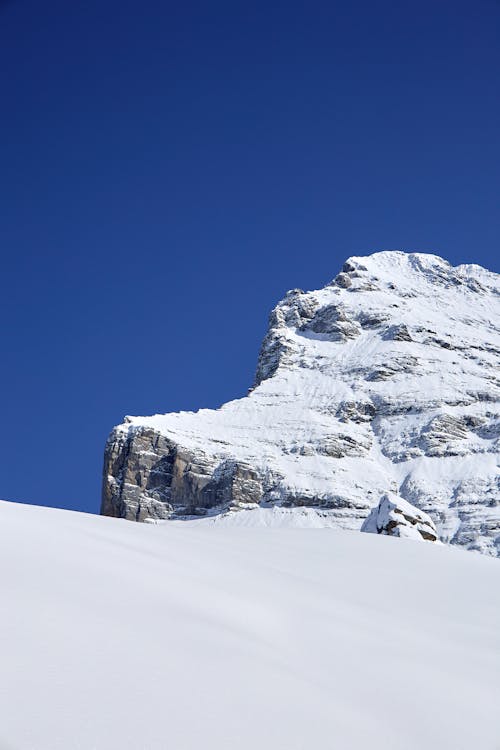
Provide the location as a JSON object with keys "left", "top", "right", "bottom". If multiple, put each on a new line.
{"left": 102, "top": 251, "right": 500, "bottom": 556}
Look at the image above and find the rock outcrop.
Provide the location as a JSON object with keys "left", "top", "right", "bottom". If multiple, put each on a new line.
{"left": 101, "top": 251, "right": 500, "bottom": 556}
{"left": 361, "top": 493, "right": 438, "bottom": 542}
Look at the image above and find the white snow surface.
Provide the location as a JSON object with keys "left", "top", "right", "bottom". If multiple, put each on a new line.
{"left": 2, "top": 498, "right": 500, "bottom": 750}
{"left": 112, "top": 251, "right": 500, "bottom": 554}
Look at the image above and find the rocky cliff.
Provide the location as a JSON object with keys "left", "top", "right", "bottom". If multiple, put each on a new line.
{"left": 101, "top": 251, "right": 500, "bottom": 555}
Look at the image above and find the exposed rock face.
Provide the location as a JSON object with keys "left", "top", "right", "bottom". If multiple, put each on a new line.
{"left": 101, "top": 427, "right": 264, "bottom": 522}
{"left": 361, "top": 494, "right": 438, "bottom": 542}
{"left": 101, "top": 251, "right": 500, "bottom": 556}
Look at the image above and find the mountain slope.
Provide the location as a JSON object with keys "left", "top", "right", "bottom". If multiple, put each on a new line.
{"left": 102, "top": 251, "right": 500, "bottom": 555}
{"left": 1, "top": 498, "right": 500, "bottom": 750}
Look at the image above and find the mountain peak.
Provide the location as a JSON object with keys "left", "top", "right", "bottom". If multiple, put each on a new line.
{"left": 101, "top": 252, "right": 500, "bottom": 556}
{"left": 336, "top": 250, "right": 495, "bottom": 293}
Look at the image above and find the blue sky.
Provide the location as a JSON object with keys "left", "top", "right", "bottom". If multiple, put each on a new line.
{"left": 1, "top": 0, "right": 499, "bottom": 514}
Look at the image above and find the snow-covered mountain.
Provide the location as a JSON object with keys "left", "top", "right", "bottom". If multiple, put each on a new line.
{"left": 102, "top": 251, "right": 500, "bottom": 555}
{"left": 1, "top": 498, "right": 500, "bottom": 750}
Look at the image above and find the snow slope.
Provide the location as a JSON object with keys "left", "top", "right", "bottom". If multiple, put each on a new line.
{"left": 2, "top": 498, "right": 500, "bottom": 750}
{"left": 102, "top": 251, "right": 500, "bottom": 556}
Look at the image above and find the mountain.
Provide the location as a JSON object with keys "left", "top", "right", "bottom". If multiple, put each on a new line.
{"left": 1, "top": 497, "right": 499, "bottom": 750}
{"left": 101, "top": 251, "right": 500, "bottom": 556}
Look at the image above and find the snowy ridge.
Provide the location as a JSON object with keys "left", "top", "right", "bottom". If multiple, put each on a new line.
{"left": 102, "top": 251, "right": 500, "bottom": 555}
{"left": 1, "top": 498, "right": 500, "bottom": 750}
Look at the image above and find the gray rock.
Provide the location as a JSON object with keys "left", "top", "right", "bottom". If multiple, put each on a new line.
{"left": 301, "top": 303, "right": 361, "bottom": 340}
{"left": 101, "top": 428, "right": 266, "bottom": 520}
{"left": 362, "top": 494, "right": 438, "bottom": 542}
{"left": 335, "top": 272, "right": 352, "bottom": 288}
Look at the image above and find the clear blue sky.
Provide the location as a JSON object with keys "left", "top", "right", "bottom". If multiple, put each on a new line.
{"left": 1, "top": 0, "right": 499, "bottom": 514}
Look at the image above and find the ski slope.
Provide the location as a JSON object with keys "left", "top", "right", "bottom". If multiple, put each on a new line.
{"left": 1, "top": 498, "right": 499, "bottom": 750}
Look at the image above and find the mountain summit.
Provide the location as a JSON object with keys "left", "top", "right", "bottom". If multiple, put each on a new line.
{"left": 101, "top": 251, "right": 500, "bottom": 555}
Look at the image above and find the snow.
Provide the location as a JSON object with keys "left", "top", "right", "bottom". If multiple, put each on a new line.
{"left": 171, "top": 504, "right": 344, "bottom": 528}
{"left": 1, "top": 498, "right": 500, "bottom": 750}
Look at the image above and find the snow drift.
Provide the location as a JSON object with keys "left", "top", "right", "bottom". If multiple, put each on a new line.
{"left": 1, "top": 498, "right": 499, "bottom": 750}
